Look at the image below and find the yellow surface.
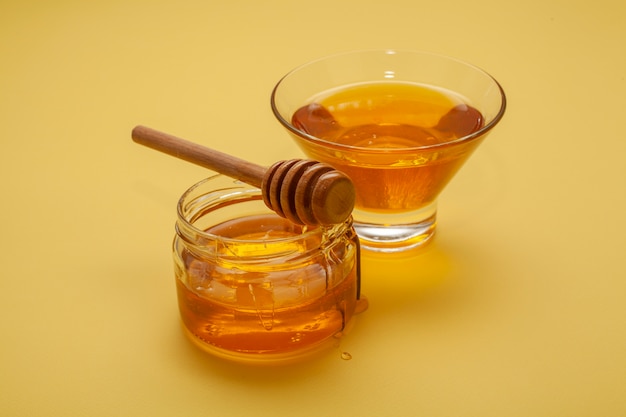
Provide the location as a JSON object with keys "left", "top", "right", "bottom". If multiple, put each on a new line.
{"left": 2, "top": 0, "right": 625, "bottom": 416}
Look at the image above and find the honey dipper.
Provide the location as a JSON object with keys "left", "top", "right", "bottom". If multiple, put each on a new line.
{"left": 131, "top": 125, "right": 355, "bottom": 226}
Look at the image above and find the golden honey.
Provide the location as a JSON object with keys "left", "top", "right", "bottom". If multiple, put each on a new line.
{"left": 173, "top": 175, "right": 361, "bottom": 364}
{"left": 291, "top": 82, "right": 484, "bottom": 212}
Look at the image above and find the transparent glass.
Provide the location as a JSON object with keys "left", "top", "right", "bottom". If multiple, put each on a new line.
{"left": 271, "top": 49, "right": 506, "bottom": 252}
{"left": 173, "top": 175, "right": 362, "bottom": 365}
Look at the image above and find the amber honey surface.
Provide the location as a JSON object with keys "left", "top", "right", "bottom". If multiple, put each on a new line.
{"left": 292, "top": 82, "right": 485, "bottom": 212}
{"left": 176, "top": 214, "right": 358, "bottom": 355}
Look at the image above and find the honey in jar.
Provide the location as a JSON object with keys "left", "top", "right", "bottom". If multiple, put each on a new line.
{"left": 173, "top": 175, "right": 362, "bottom": 364}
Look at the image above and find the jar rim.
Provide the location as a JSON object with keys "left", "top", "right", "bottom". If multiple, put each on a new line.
{"left": 176, "top": 174, "right": 351, "bottom": 247}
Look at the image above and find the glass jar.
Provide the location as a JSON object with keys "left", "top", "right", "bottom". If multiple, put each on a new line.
{"left": 173, "top": 175, "right": 362, "bottom": 365}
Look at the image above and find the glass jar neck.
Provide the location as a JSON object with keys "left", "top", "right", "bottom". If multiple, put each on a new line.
{"left": 175, "top": 175, "right": 353, "bottom": 263}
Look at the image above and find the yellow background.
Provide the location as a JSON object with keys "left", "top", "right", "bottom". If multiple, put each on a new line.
{"left": 2, "top": 0, "right": 625, "bottom": 416}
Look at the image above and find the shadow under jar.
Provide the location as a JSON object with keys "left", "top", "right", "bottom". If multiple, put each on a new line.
{"left": 173, "top": 175, "right": 362, "bottom": 365}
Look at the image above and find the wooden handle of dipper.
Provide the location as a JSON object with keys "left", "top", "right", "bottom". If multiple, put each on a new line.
{"left": 131, "top": 125, "right": 355, "bottom": 226}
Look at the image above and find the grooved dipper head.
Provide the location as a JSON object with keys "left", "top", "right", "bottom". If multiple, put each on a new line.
{"left": 261, "top": 159, "right": 356, "bottom": 226}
